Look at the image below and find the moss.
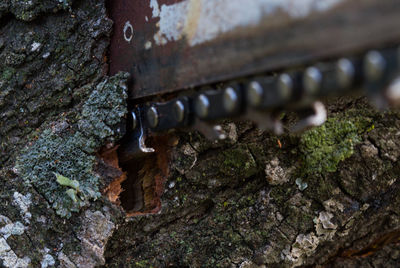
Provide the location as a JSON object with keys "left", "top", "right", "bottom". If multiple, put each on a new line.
{"left": 1, "top": 67, "right": 15, "bottom": 81}
{"left": 134, "top": 260, "right": 152, "bottom": 267}
{"left": 305, "top": 176, "right": 337, "bottom": 201}
{"left": 220, "top": 145, "right": 258, "bottom": 178}
{"left": 270, "top": 186, "right": 296, "bottom": 206}
{"left": 15, "top": 73, "right": 128, "bottom": 218}
{"left": 299, "top": 113, "right": 372, "bottom": 175}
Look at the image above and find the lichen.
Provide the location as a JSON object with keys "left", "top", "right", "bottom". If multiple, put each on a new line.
{"left": 0, "top": 0, "right": 113, "bottom": 165}
{"left": 299, "top": 114, "right": 372, "bottom": 175}
{"left": 12, "top": 192, "right": 32, "bottom": 224}
{"left": 2, "top": 0, "right": 74, "bottom": 21}
{"left": 40, "top": 253, "right": 55, "bottom": 268}
{"left": 282, "top": 232, "right": 320, "bottom": 266}
{"left": 265, "top": 157, "right": 291, "bottom": 185}
{"left": 282, "top": 209, "right": 339, "bottom": 266}
{"left": 0, "top": 215, "right": 30, "bottom": 268}
{"left": 15, "top": 73, "right": 128, "bottom": 218}
{"left": 295, "top": 178, "right": 308, "bottom": 191}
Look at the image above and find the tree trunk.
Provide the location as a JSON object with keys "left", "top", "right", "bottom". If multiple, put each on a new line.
{"left": 1, "top": 1, "right": 399, "bottom": 267}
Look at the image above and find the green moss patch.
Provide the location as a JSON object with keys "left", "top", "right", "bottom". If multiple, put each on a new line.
{"left": 220, "top": 146, "right": 258, "bottom": 178}
{"left": 299, "top": 113, "right": 372, "bottom": 175}
{"left": 1, "top": 67, "right": 15, "bottom": 81}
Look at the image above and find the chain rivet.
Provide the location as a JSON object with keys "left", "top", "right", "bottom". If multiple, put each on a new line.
{"left": 223, "top": 87, "right": 238, "bottom": 113}
{"left": 173, "top": 100, "right": 185, "bottom": 123}
{"left": 365, "top": 51, "right": 386, "bottom": 81}
{"left": 147, "top": 106, "right": 159, "bottom": 128}
{"left": 247, "top": 81, "right": 263, "bottom": 107}
{"left": 195, "top": 94, "right": 210, "bottom": 119}
{"left": 336, "top": 58, "right": 355, "bottom": 88}
{"left": 304, "top": 67, "right": 322, "bottom": 95}
{"left": 131, "top": 111, "right": 137, "bottom": 130}
{"left": 278, "top": 73, "right": 292, "bottom": 100}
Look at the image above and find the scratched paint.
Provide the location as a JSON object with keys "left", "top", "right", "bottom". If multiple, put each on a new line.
{"left": 153, "top": 1, "right": 190, "bottom": 45}
{"left": 150, "top": 0, "right": 345, "bottom": 46}
{"left": 150, "top": 0, "right": 160, "bottom": 18}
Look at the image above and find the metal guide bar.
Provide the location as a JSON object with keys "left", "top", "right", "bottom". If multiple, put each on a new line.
{"left": 109, "top": 0, "right": 400, "bottom": 99}
{"left": 119, "top": 46, "right": 400, "bottom": 161}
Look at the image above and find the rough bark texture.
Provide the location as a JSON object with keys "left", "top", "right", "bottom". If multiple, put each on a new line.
{"left": 0, "top": 1, "right": 399, "bottom": 268}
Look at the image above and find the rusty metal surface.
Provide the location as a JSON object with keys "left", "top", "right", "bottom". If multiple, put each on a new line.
{"left": 109, "top": 0, "right": 400, "bottom": 99}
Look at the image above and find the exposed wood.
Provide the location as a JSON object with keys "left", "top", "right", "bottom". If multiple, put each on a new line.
{"left": 109, "top": 0, "right": 400, "bottom": 99}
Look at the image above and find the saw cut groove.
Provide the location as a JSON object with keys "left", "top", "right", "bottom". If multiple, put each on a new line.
{"left": 118, "top": 136, "right": 172, "bottom": 216}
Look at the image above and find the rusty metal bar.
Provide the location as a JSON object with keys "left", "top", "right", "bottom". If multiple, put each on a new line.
{"left": 109, "top": 0, "right": 400, "bottom": 99}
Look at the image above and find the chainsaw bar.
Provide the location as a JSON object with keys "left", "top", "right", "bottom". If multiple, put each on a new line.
{"left": 119, "top": 46, "right": 400, "bottom": 162}
{"left": 109, "top": 0, "right": 400, "bottom": 99}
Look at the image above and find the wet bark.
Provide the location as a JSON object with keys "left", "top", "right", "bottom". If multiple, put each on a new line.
{"left": 0, "top": 1, "right": 399, "bottom": 267}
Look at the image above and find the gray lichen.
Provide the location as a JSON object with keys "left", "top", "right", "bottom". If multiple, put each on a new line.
{"left": 265, "top": 157, "right": 292, "bottom": 185}
{"left": 0, "top": 0, "right": 113, "bottom": 166}
{"left": 1, "top": 0, "right": 74, "bottom": 21}
{"left": 0, "top": 0, "right": 126, "bottom": 266}
{"left": 15, "top": 74, "right": 128, "bottom": 218}
{"left": 0, "top": 214, "right": 31, "bottom": 268}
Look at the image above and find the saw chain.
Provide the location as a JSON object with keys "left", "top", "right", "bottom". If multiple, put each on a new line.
{"left": 119, "top": 46, "right": 400, "bottom": 162}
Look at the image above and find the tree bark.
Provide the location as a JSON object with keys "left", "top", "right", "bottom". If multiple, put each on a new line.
{"left": 1, "top": 1, "right": 399, "bottom": 267}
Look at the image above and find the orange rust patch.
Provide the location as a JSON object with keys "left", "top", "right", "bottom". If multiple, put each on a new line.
{"left": 100, "top": 145, "right": 127, "bottom": 205}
